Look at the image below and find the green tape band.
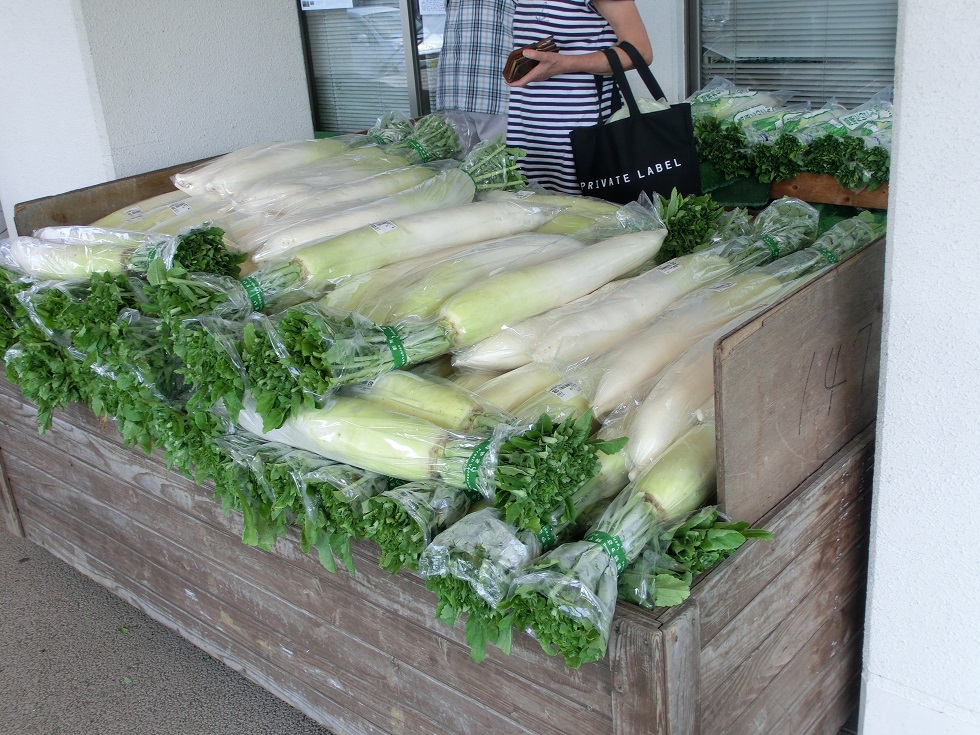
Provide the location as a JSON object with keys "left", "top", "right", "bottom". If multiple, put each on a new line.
{"left": 462, "top": 169, "right": 479, "bottom": 190}
{"left": 813, "top": 245, "right": 839, "bottom": 265}
{"left": 403, "top": 138, "right": 430, "bottom": 163}
{"left": 379, "top": 326, "right": 408, "bottom": 369}
{"left": 761, "top": 234, "right": 780, "bottom": 260}
{"left": 461, "top": 484, "right": 483, "bottom": 504}
{"left": 240, "top": 277, "right": 266, "bottom": 311}
{"left": 463, "top": 438, "right": 492, "bottom": 491}
{"left": 585, "top": 531, "right": 628, "bottom": 574}
{"left": 146, "top": 244, "right": 160, "bottom": 264}
{"left": 536, "top": 525, "right": 556, "bottom": 549}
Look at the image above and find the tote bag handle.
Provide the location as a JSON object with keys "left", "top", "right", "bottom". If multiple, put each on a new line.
{"left": 602, "top": 40, "right": 669, "bottom": 119}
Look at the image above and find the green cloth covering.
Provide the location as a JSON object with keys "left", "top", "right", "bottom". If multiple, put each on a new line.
{"left": 698, "top": 162, "right": 771, "bottom": 207}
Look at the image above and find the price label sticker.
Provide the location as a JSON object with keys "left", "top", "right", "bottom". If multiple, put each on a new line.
{"left": 549, "top": 381, "right": 582, "bottom": 401}
{"left": 370, "top": 220, "right": 398, "bottom": 234}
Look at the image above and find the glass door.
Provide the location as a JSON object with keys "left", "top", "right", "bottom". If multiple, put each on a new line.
{"left": 299, "top": 0, "right": 446, "bottom": 134}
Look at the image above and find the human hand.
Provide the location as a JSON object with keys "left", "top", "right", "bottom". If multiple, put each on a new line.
{"left": 504, "top": 49, "right": 568, "bottom": 86}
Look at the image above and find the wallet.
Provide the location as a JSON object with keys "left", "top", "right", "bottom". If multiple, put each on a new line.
{"left": 502, "top": 36, "right": 558, "bottom": 83}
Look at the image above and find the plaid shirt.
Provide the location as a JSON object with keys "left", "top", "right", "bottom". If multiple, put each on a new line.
{"left": 435, "top": 0, "right": 514, "bottom": 116}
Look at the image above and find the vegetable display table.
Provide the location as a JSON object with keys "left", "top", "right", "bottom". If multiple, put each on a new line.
{"left": 0, "top": 167, "right": 884, "bottom": 734}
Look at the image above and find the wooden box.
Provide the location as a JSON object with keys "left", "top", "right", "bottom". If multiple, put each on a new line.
{"left": 0, "top": 166, "right": 883, "bottom": 734}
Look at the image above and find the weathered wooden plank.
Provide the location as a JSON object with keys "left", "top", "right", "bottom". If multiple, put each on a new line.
{"left": 770, "top": 173, "right": 889, "bottom": 209}
{"left": 700, "top": 547, "right": 865, "bottom": 728}
{"left": 803, "top": 676, "right": 860, "bottom": 735}
{"left": 699, "top": 490, "right": 869, "bottom": 697}
{"left": 12, "top": 158, "right": 210, "bottom": 235}
{"left": 10, "top": 465, "right": 558, "bottom": 735}
{"left": 661, "top": 603, "right": 700, "bottom": 735}
{"left": 680, "top": 429, "right": 874, "bottom": 645}
{"left": 0, "top": 415, "right": 615, "bottom": 732}
{"left": 0, "top": 392, "right": 615, "bottom": 712}
{"left": 720, "top": 584, "right": 863, "bottom": 735}
{"left": 610, "top": 608, "right": 668, "bottom": 735}
{"left": 715, "top": 237, "right": 884, "bottom": 525}
{"left": 0, "top": 446, "right": 25, "bottom": 537}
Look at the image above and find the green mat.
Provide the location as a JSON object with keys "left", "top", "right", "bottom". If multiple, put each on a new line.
{"left": 698, "top": 162, "right": 771, "bottom": 208}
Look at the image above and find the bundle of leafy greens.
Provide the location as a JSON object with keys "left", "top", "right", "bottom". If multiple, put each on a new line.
{"left": 618, "top": 505, "right": 773, "bottom": 608}
{"left": 419, "top": 447, "right": 629, "bottom": 662}
{"left": 363, "top": 479, "right": 477, "bottom": 574}
{"left": 239, "top": 303, "right": 453, "bottom": 432}
{"left": 654, "top": 189, "right": 725, "bottom": 264}
{"left": 0, "top": 224, "right": 246, "bottom": 282}
{"left": 213, "top": 431, "right": 388, "bottom": 571}
{"left": 419, "top": 506, "right": 539, "bottom": 661}
{"left": 3, "top": 272, "right": 137, "bottom": 430}
{"left": 504, "top": 421, "right": 718, "bottom": 668}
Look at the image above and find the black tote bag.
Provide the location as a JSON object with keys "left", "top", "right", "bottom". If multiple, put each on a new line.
{"left": 570, "top": 41, "right": 702, "bottom": 203}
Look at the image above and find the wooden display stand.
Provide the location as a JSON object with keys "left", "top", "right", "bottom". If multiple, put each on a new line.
{"left": 771, "top": 173, "right": 889, "bottom": 210}
{"left": 0, "top": 165, "right": 885, "bottom": 734}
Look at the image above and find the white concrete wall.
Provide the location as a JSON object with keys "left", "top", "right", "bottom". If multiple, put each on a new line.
{"left": 0, "top": 1, "right": 115, "bottom": 235}
{"left": 636, "top": 0, "right": 687, "bottom": 102}
{"left": 0, "top": 0, "right": 312, "bottom": 236}
{"left": 861, "top": 0, "right": 980, "bottom": 733}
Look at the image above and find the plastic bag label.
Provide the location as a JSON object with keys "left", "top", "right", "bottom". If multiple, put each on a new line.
{"left": 548, "top": 381, "right": 582, "bottom": 401}
{"left": 371, "top": 220, "right": 398, "bottom": 234}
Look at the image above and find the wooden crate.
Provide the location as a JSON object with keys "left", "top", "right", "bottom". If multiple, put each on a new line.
{"left": 771, "top": 173, "right": 888, "bottom": 210}
{"left": 0, "top": 171, "right": 884, "bottom": 734}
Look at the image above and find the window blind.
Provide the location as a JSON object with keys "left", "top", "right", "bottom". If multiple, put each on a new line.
{"left": 698, "top": 0, "right": 899, "bottom": 106}
{"left": 305, "top": 7, "right": 413, "bottom": 133}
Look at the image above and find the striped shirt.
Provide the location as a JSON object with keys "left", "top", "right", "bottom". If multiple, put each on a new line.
{"left": 436, "top": 0, "right": 515, "bottom": 116}
{"left": 506, "top": 0, "right": 619, "bottom": 193}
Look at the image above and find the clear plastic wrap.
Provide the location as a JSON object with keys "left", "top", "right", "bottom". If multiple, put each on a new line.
{"left": 471, "top": 362, "right": 566, "bottom": 415}
{"left": 172, "top": 136, "right": 364, "bottom": 198}
{"left": 687, "top": 77, "right": 796, "bottom": 123}
{"left": 419, "top": 507, "right": 544, "bottom": 610}
{"left": 601, "top": 314, "right": 763, "bottom": 480}
{"left": 318, "top": 240, "right": 488, "bottom": 315}
{"left": 239, "top": 303, "right": 455, "bottom": 431}
{"left": 618, "top": 505, "right": 772, "bottom": 609}
{"left": 171, "top": 314, "right": 248, "bottom": 419}
{"left": 364, "top": 479, "right": 476, "bottom": 573}
{"left": 364, "top": 232, "right": 584, "bottom": 324}
{"left": 584, "top": 198, "right": 820, "bottom": 416}
{"left": 245, "top": 166, "right": 481, "bottom": 263}
{"left": 1, "top": 223, "right": 248, "bottom": 282}
{"left": 214, "top": 431, "right": 387, "bottom": 570}
{"left": 479, "top": 188, "right": 664, "bottom": 241}
{"left": 235, "top": 391, "right": 621, "bottom": 536}
{"left": 1, "top": 228, "right": 170, "bottom": 280}
{"left": 506, "top": 420, "right": 717, "bottom": 667}
{"left": 349, "top": 370, "right": 512, "bottom": 434}
{"left": 235, "top": 161, "right": 441, "bottom": 218}
{"left": 234, "top": 393, "right": 491, "bottom": 486}
{"left": 438, "top": 229, "right": 667, "bottom": 350}
{"left": 227, "top": 148, "right": 422, "bottom": 214}
{"left": 89, "top": 189, "right": 194, "bottom": 229}
{"left": 453, "top": 197, "right": 811, "bottom": 372}
{"left": 241, "top": 198, "right": 562, "bottom": 311}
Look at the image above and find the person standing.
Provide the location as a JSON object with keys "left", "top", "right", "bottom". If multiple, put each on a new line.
{"left": 505, "top": 0, "right": 653, "bottom": 193}
{"left": 436, "top": 0, "right": 515, "bottom": 141}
